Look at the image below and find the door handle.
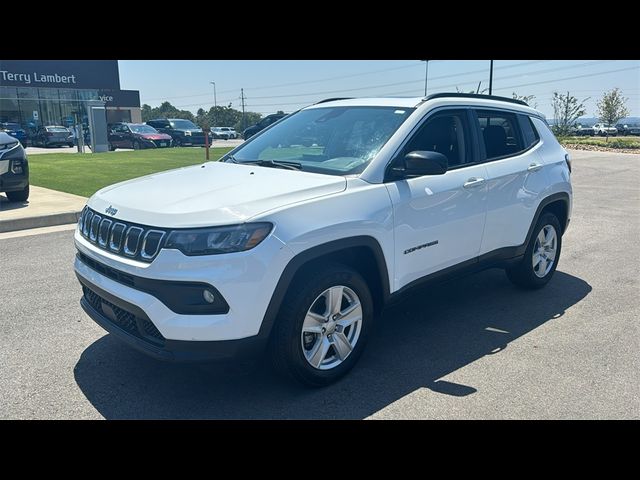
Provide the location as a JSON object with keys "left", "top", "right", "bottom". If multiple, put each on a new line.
{"left": 527, "top": 162, "right": 543, "bottom": 172}
{"left": 463, "top": 177, "right": 486, "bottom": 189}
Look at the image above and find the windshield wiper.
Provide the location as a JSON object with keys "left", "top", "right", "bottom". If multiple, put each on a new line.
{"left": 241, "top": 159, "right": 302, "bottom": 171}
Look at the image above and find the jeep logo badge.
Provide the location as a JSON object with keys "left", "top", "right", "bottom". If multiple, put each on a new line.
{"left": 105, "top": 205, "right": 118, "bottom": 216}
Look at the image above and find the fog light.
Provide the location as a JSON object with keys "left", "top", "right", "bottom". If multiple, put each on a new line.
{"left": 203, "top": 289, "right": 215, "bottom": 304}
{"left": 11, "top": 161, "right": 23, "bottom": 174}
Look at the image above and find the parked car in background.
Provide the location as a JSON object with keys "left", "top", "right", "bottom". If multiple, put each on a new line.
{"left": 32, "top": 125, "right": 74, "bottom": 147}
{"left": 571, "top": 123, "right": 594, "bottom": 136}
{"left": 593, "top": 123, "right": 618, "bottom": 136}
{"left": 145, "top": 118, "right": 206, "bottom": 146}
{"left": 211, "top": 127, "right": 230, "bottom": 140}
{"left": 615, "top": 123, "right": 640, "bottom": 136}
{"left": 0, "top": 132, "right": 29, "bottom": 202}
{"left": 242, "top": 113, "right": 287, "bottom": 140}
{"left": 220, "top": 127, "right": 238, "bottom": 139}
{"left": 108, "top": 123, "right": 173, "bottom": 151}
{"left": 0, "top": 123, "right": 28, "bottom": 147}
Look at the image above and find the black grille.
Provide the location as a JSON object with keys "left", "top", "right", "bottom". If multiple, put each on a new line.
{"left": 78, "top": 207, "right": 167, "bottom": 262}
{"left": 83, "top": 285, "right": 165, "bottom": 346}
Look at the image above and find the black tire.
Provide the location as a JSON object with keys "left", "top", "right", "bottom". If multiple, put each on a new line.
{"left": 173, "top": 137, "right": 182, "bottom": 147}
{"left": 506, "top": 212, "right": 562, "bottom": 289}
{"left": 108, "top": 143, "right": 115, "bottom": 151}
{"left": 68, "top": 143, "right": 74, "bottom": 148}
{"left": 6, "top": 184, "right": 29, "bottom": 202}
{"left": 132, "top": 141, "right": 141, "bottom": 150}
{"left": 269, "top": 263, "right": 374, "bottom": 387}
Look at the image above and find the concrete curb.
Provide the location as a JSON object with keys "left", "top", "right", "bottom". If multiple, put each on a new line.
{"left": 0, "top": 210, "right": 82, "bottom": 233}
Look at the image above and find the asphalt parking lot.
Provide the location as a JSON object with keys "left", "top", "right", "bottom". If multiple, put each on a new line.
{"left": 0, "top": 149, "right": 638, "bottom": 419}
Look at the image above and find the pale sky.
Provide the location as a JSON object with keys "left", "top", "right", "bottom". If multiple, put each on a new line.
{"left": 119, "top": 60, "right": 640, "bottom": 119}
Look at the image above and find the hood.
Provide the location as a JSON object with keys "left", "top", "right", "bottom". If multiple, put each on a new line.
{"left": 140, "top": 133, "right": 171, "bottom": 140}
{"left": 88, "top": 162, "right": 346, "bottom": 228}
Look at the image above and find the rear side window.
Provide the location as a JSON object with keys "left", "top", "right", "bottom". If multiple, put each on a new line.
{"left": 475, "top": 110, "right": 524, "bottom": 160}
{"left": 518, "top": 114, "right": 540, "bottom": 148}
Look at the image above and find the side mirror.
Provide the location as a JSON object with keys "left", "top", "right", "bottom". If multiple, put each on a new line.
{"left": 391, "top": 151, "right": 448, "bottom": 178}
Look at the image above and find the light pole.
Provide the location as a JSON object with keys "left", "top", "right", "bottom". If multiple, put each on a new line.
{"left": 422, "top": 60, "right": 429, "bottom": 96}
{"left": 210, "top": 81, "right": 217, "bottom": 126}
{"left": 488, "top": 60, "right": 494, "bottom": 95}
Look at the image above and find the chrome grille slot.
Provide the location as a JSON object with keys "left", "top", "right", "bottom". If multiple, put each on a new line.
{"left": 141, "top": 230, "right": 165, "bottom": 260}
{"left": 98, "top": 218, "right": 112, "bottom": 247}
{"left": 89, "top": 215, "right": 102, "bottom": 242}
{"left": 123, "top": 227, "right": 143, "bottom": 256}
{"left": 109, "top": 223, "right": 126, "bottom": 252}
{"left": 83, "top": 210, "right": 93, "bottom": 236}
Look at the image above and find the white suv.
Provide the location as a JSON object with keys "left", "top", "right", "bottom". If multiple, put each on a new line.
{"left": 74, "top": 94, "right": 572, "bottom": 386}
{"left": 592, "top": 123, "right": 618, "bottom": 136}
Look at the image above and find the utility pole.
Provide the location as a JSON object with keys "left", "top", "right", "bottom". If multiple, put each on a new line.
{"left": 240, "top": 88, "right": 246, "bottom": 131}
{"left": 210, "top": 81, "right": 217, "bottom": 126}
{"left": 422, "top": 60, "right": 429, "bottom": 96}
{"left": 489, "top": 60, "right": 494, "bottom": 95}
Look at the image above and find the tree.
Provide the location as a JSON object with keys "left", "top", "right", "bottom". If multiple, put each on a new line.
{"left": 596, "top": 88, "right": 629, "bottom": 128}
{"left": 551, "top": 91, "right": 588, "bottom": 136}
{"left": 512, "top": 92, "right": 537, "bottom": 108}
{"left": 140, "top": 101, "right": 195, "bottom": 123}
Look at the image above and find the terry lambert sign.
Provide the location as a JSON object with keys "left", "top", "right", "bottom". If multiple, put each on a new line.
{"left": 0, "top": 60, "right": 120, "bottom": 90}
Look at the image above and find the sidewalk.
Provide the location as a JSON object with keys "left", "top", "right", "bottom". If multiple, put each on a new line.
{"left": 0, "top": 186, "right": 86, "bottom": 233}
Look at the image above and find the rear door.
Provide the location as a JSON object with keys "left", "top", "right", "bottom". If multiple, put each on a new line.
{"left": 473, "top": 109, "right": 548, "bottom": 255}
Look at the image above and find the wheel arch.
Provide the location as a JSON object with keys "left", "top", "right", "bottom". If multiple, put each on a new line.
{"left": 258, "top": 236, "right": 390, "bottom": 342}
{"left": 523, "top": 192, "right": 570, "bottom": 250}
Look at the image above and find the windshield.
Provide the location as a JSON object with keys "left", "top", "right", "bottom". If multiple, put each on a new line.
{"left": 227, "top": 106, "right": 414, "bottom": 176}
{"left": 169, "top": 119, "right": 198, "bottom": 130}
{"left": 130, "top": 124, "right": 158, "bottom": 134}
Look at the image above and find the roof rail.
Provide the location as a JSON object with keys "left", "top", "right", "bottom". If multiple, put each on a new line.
{"left": 314, "top": 97, "right": 353, "bottom": 105}
{"left": 423, "top": 92, "right": 529, "bottom": 106}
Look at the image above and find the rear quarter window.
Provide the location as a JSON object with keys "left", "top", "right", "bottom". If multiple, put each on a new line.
{"left": 518, "top": 114, "right": 540, "bottom": 148}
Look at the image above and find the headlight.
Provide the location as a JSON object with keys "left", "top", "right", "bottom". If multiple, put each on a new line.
{"left": 0, "top": 141, "right": 19, "bottom": 151}
{"left": 164, "top": 223, "right": 272, "bottom": 256}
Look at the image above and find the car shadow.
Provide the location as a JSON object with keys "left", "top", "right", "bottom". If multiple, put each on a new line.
{"left": 0, "top": 194, "right": 29, "bottom": 211}
{"left": 74, "top": 269, "right": 591, "bottom": 419}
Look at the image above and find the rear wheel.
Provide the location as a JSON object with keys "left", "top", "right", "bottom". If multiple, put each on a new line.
{"left": 132, "top": 141, "right": 141, "bottom": 150}
{"left": 506, "top": 212, "right": 562, "bottom": 289}
{"left": 6, "top": 184, "right": 29, "bottom": 202}
{"left": 269, "top": 263, "right": 373, "bottom": 387}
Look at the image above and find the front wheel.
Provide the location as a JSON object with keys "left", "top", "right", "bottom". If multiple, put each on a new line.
{"left": 6, "top": 184, "right": 29, "bottom": 202}
{"left": 506, "top": 212, "right": 562, "bottom": 289}
{"left": 269, "top": 264, "right": 373, "bottom": 387}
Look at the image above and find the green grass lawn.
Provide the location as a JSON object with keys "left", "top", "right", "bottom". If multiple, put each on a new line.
{"left": 28, "top": 147, "right": 232, "bottom": 198}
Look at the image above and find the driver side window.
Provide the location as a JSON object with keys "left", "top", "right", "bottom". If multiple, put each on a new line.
{"left": 404, "top": 110, "right": 472, "bottom": 169}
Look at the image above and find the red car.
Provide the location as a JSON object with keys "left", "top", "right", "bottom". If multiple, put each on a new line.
{"left": 108, "top": 123, "right": 173, "bottom": 150}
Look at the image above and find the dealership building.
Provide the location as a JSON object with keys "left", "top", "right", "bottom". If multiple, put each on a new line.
{"left": 0, "top": 60, "right": 141, "bottom": 129}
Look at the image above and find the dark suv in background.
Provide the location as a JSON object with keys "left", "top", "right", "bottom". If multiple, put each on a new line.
{"left": 242, "top": 113, "right": 287, "bottom": 140}
{"left": 145, "top": 119, "right": 207, "bottom": 146}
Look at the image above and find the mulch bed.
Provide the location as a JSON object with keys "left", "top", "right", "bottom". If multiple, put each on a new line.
{"left": 561, "top": 143, "right": 640, "bottom": 155}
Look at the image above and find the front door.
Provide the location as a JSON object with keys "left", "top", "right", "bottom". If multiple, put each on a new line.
{"left": 385, "top": 109, "right": 489, "bottom": 291}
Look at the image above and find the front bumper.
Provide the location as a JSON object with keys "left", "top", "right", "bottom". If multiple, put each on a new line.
{"left": 78, "top": 274, "right": 266, "bottom": 362}
{"left": 74, "top": 226, "right": 295, "bottom": 360}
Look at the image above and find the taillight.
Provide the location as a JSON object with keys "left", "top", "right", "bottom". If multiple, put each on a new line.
{"left": 565, "top": 153, "right": 572, "bottom": 173}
